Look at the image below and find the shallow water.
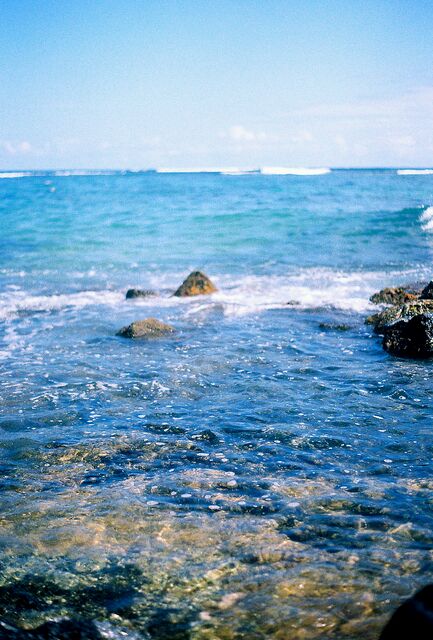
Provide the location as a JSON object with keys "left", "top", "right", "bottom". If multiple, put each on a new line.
{"left": 1, "top": 170, "right": 433, "bottom": 638}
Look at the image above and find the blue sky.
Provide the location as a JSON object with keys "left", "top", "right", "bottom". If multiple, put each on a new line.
{"left": 1, "top": 0, "right": 432, "bottom": 169}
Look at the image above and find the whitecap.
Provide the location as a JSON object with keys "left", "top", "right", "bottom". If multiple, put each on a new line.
{"left": 0, "top": 172, "right": 30, "bottom": 179}
{"left": 397, "top": 169, "right": 433, "bottom": 175}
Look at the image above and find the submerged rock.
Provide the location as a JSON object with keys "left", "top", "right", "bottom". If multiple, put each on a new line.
{"left": 116, "top": 318, "right": 174, "bottom": 338}
{"left": 420, "top": 281, "right": 433, "bottom": 300}
{"left": 125, "top": 288, "right": 156, "bottom": 299}
{"left": 380, "top": 584, "right": 433, "bottom": 639}
{"left": 366, "top": 300, "right": 433, "bottom": 334}
{"left": 173, "top": 271, "right": 217, "bottom": 297}
{"left": 0, "top": 619, "right": 104, "bottom": 639}
{"left": 318, "top": 322, "right": 352, "bottom": 331}
{"left": 383, "top": 314, "right": 433, "bottom": 358}
{"left": 370, "top": 286, "right": 418, "bottom": 305}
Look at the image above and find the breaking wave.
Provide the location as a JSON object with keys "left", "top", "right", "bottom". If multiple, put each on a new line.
{"left": 398, "top": 169, "right": 433, "bottom": 175}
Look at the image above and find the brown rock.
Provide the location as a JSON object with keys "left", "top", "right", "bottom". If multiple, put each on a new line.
{"left": 116, "top": 317, "right": 174, "bottom": 338}
{"left": 370, "top": 286, "right": 418, "bottom": 305}
{"left": 173, "top": 271, "right": 217, "bottom": 297}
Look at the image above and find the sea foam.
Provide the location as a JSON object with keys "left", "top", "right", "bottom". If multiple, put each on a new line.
{"left": 397, "top": 169, "right": 433, "bottom": 175}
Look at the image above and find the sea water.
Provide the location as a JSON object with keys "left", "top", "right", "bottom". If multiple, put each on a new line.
{"left": 1, "top": 169, "right": 433, "bottom": 638}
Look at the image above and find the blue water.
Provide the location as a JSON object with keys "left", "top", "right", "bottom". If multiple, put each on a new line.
{"left": 1, "top": 169, "right": 433, "bottom": 639}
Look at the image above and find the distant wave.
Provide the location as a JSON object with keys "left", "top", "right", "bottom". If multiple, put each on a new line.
{"left": 260, "top": 167, "right": 331, "bottom": 176}
{"left": 397, "top": 169, "right": 433, "bottom": 175}
{"left": 0, "top": 172, "right": 30, "bottom": 179}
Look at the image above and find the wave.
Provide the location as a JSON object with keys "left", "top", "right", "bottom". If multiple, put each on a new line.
{"left": 398, "top": 169, "right": 433, "bottom": 175}
{"left": 420, "top": 206, "right": 433, "bottom": 231}
{"left": 260, "top": 167, "right": 331, "bottom": 176}
{"left": 0, "top": 289, "right": 124, "bottom": 321}
{"left": 0, "top": 172, "right": 31, "bottom": 179}
{"left": 1, "top": 267, "right": 429, "bottom": 326}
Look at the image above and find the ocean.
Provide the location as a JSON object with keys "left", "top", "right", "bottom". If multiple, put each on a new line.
{"left": 1, "top": 168, "right": 433, "bottom": 639}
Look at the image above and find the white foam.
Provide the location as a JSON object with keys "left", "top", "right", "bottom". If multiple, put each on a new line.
{"left": 260, "top": 167, "right": 331, "bottom": 176}
{"left": 0, "top": 172, "right": 30, "bottom": 179}
{"left": 0, "top": 289, "right": 124, "bottom": 320}
{"left": 420, "top": 206, "right": 433, "bottom": 222}
{"left": 398, "top": 169, "right": 433, "bottom": 175}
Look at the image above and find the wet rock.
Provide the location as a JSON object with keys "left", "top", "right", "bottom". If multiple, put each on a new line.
{"left": 366, "top": 300, "right": 433, "bottom": 334}
{"left": 420, "top": 281, "right": 433, "bottom": 300}
{"left": 380, "top": 584, "right": 433, "bottom": 639}
{"left": 173, "top": 271, "right": 217, "bottom": 297}
{"left": 370, "top": 286, "right": 418, "bottom": 305}
{"left": 318, "top": 322, "right": 352, "bottom": 331}
{"left": 125, "top": 288, "right": 156, "bottom": 299}
{"left": 116, "top": 318, "right": 174, "bottom": 338}
{"left": 383, "top": 314, "right": 433, "bottom": 358}
{"left": 0, "top": 619, "right": 104, "bottom": 640}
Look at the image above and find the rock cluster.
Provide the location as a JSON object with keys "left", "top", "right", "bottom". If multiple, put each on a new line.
{"left": 368, "top": 281, "right": 433, "bottom": 358}
{"left": 119, "top": 272, "right": 216, "bottom": 338}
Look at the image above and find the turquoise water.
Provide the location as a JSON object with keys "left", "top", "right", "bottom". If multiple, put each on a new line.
{"left": 1, "top": 170, "right": 433, "bottom": 638}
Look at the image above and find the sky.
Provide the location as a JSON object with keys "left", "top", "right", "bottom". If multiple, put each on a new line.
{"left": 0, "top": 0, "right": 432, "bottom": 169}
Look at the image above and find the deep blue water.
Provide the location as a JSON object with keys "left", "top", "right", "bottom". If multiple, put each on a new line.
{"left": 1, "top": 169, "right": 433, "bottom": 639}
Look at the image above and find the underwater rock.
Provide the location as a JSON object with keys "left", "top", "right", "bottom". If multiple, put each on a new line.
{"left": 370, "top": 286, "right": 418, "bottom": 305}
{"left": 318, "top": 322, "right": 352, "bottom": 331}
{"left": 125, "top": 288, "right": 156, "bottom": 299}
{"left": 366, "top": 300, "right": 433, "bottom": 334}
{"left": 380, "top": 584, "right": 433, "bottom": 639}
{"left": 420, "top": 281, "right": 433, "bottom": 300}
{"left": 116, "top": 317, "right": 174, "bottom": 338}
{"left": 173, "top": 271, "right": 217, "bottom": 297}
{"left": 0, "top": 618, "right": 104, "bottom": 639}
{"left": 383, "top": 314, "right": 433, "bottom": 358}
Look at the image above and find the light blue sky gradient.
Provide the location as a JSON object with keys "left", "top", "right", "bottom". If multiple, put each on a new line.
{"left": 1, "top": 0, "right": 432, "bottom": 169}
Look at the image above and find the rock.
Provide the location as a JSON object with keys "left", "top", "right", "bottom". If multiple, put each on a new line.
{"left": 380, "top": 584, "right": 433, "bottom": 639}
{"left": 125, "top": 288, "right": 156, "bottom": 299}
{"left": 370, "top": 286, "right": 418, "bottom": 305}
{"left": 173, "top": 271, "right": 217, "bottom": 297}
{"left": 366, "top": 300, "right": 433, "bottom": 334}
{"left": 383, "top": 314, "right": 433, "bottom": 357}
{"left": 318, "top": 322, "right": 351, "bottom": 331}
{"left": 420, "top": 281, "right": 433, "bottom": 300}
{"left": 116, "top": 318, "right": 174, "bottom": 338}
{"left": 0, "top": 619, "right": 104, "bottom": 640}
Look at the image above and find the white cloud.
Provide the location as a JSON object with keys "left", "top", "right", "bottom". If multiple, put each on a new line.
{"left": 224, "top": 125, "right": 270, "bottom": 143}
{"left": 1, "top": 140, "right": 33, "bottom": 155}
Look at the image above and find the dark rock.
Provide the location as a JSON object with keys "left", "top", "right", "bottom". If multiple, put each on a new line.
{"left": 116, "top": 318, "right": 174, "bottom": 338}
{"left": 370, "top": 286, "right": 418, "bottom": 305}
{"left": 173, "top": 271, "right": 217, "bottom": 297}
{"left": 366, "top": 300, "right": 433, "bottom": 334}
{"left": 286, "top": 300, "right": 300, "bottom": 306}
{"left": 0, "top": 619, "right": 103, "bottom": 640}
{"left": 420, "top": 281, "right": 433, "bottom": 300}
{"left": 383, "top": 314, "right": 433, "bottom": 357}
{"left": 125, "top": 288, "right": 156, "bottom": 299}
{"left": 380, "top": 584, "right": 433, "bottom": 639}
{"left": 318, "top": 322, "right": 351, "bottom": 331}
